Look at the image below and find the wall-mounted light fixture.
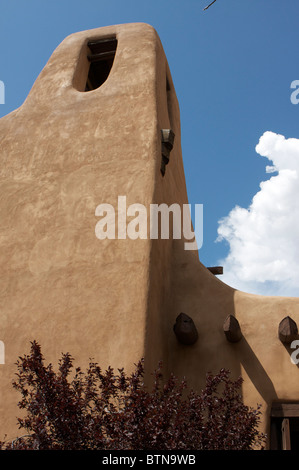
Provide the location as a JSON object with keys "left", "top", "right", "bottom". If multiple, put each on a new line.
{"left": 278, "top": 316, "right": 298, "bottom": 344}
{"left": 173, "top": 312, "right": 198, "bottom": 345}
{"left": 223, "top": 314, "right": 242, "bottom": 343}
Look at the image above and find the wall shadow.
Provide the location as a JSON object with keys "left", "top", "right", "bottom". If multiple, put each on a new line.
{"left": 238, "top": 337, "right": 278, "bottom": 403}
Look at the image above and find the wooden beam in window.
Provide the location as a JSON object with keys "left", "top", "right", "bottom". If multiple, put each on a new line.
{"left": 271, "top": 403, "right": 299, "bottom": 418}
{"left": 281, "top": 418, "right": 291, "bottom": 450}
{"left": 88, "top": 37, "right": 117, "bottom": 54}
{"left": 88, "top": 51, "right": 116, "bottom": 62}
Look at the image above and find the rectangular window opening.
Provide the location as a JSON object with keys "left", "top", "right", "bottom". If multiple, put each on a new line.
{"left": 85, "top": 37, "right": 117, "bottom": 91}
{"left": 271, "top": 402, "right": 299, "bottom": 450}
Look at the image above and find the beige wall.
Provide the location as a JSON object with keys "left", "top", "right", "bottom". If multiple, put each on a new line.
{"left": 0, "top": 22, "right": 299, "bottom": 447}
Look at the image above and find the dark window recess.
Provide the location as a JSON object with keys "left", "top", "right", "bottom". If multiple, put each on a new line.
{"left": 270, "top": 403, "right": 299, "bottom": 450}
{"left": 85, "top": 37, "right": 117, "bottom": 91}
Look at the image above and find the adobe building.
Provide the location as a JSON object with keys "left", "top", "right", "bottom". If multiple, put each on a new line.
{"left": 0, "top": 22, "right": 299, "bottom": 449}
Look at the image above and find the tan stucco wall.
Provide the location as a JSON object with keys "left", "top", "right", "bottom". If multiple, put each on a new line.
{"left": 0, "top": 22, "right": 299, "bottom": 447}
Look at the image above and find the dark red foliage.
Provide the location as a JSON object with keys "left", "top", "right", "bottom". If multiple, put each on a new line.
{"left": 0, "top": 341, "right": 266, "bottom": 450}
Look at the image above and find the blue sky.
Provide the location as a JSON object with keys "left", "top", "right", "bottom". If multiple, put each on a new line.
{"left": 1, "top": 0, "right": 299, "bottom": 296}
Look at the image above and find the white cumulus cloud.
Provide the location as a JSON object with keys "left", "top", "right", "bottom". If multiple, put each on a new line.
{"left": 217, "top": 131, "right": 299, "bottom": 297}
